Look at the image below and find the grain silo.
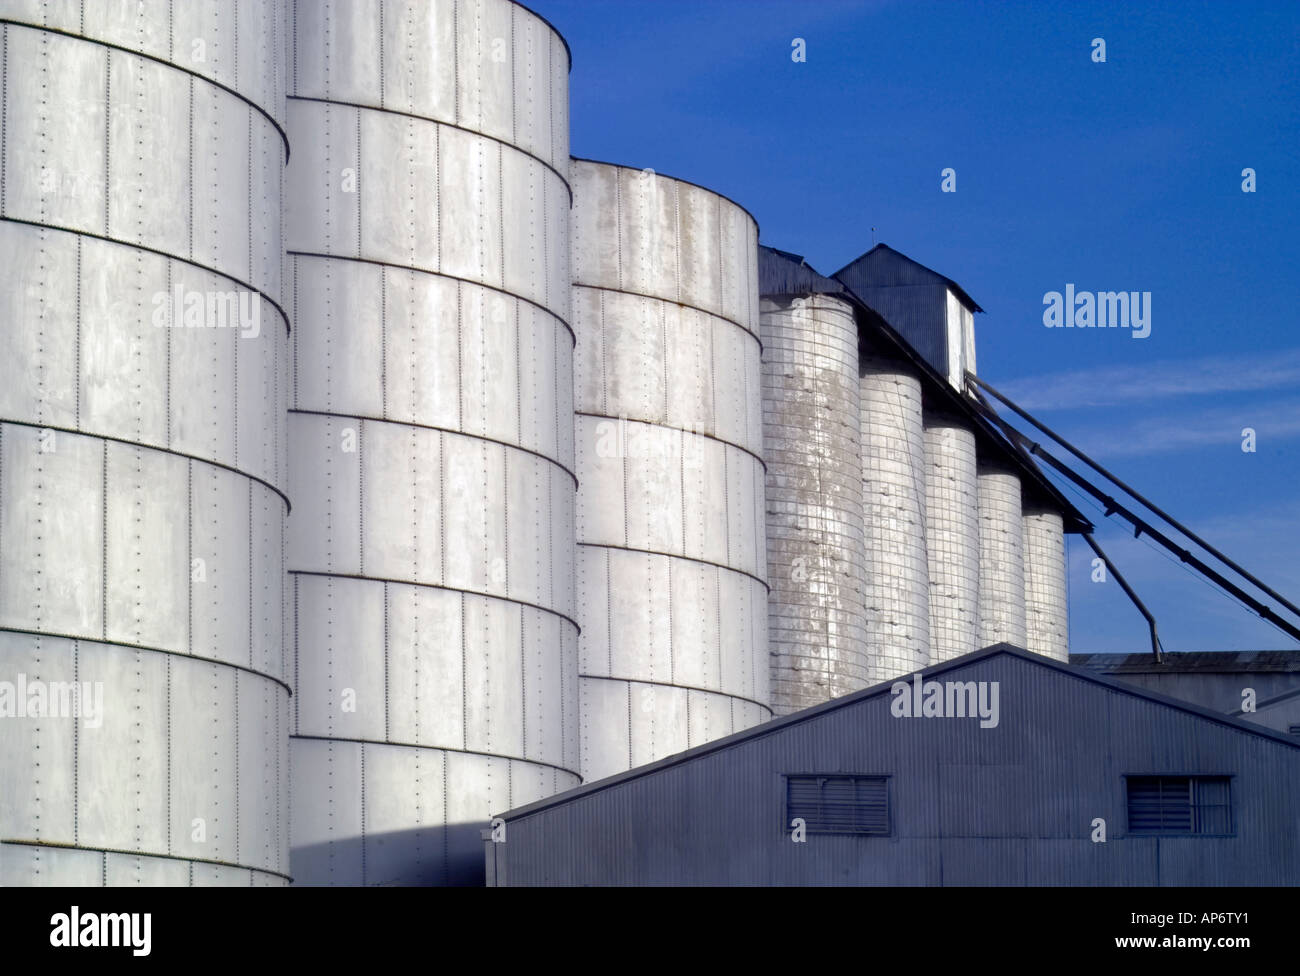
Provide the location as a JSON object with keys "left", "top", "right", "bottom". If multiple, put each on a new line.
{"left": 859, "top": 349, "right": 931, "bottom": 682}
{"left": 570, "top": 159, "right": 770, "bottom": 781}
{"left": 1023, "top": 508, "right": 1070, "bottom": 661}
{"left": 976, "top": 462, "right": 1027, "bottom": 648}
{"left": 0, "top": 1, "right": 291, "bottom": 884}
{"left": 755, "top": 250, "right": 869, "bottom": 713}
{"left": 283, "top": 0, "right": 577, "bottom": 885}
{"left": 922, "top": 416, "right": 982, "bottom": 660}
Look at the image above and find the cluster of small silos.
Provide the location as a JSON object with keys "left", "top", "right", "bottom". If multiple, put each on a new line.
{"left": 758, "top": 245, "right": 1075, "bottom": 707}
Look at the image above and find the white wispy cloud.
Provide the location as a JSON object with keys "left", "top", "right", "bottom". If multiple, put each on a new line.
{"left": 998, "top": 348, "right": 1300, "bottom": 410}
{"left": 1053, "top": 398, "right": 1300, "bottom": 458}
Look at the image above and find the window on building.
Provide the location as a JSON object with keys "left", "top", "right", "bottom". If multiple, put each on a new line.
{"left": 1288, "top": 724, "right": 1300, "bottom": 737}
{"left": 785, "top": 775, "right": 890, "bottom": 835}
{"left": 1126, "top": 776, "right": 1233, "bottom": 835}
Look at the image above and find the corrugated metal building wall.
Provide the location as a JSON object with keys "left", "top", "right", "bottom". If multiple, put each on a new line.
{"left": 570, "top": 159, "right": 770, "bottom": 782}
{"left": 0, "top": 0, "right": 292, "bottom": 885}
{"left": 283, "top": 0, "right": 578, "bottom": 885}
{"left": 489, "top": 646, "right": 1300, "bottom": 886}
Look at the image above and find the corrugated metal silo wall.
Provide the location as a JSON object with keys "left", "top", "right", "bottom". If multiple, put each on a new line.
{"left": 493, "top": 651, "right": 1300, "bottom": 885}
{"left": 0, "top": 1, "right": 291, "bottom": 885}
{"left": 923, "top": 416, "right": 980, "bottom": 661}
{"left": 284, "top": 0, "right": 578, "bottom": 886}
{"left": 976, "top": 463, "right": 1027, "bottom": 648}
{"left": 570, "top": 159, "right": 770, "bottom": 782}
{"left": 1023, "top": 508, "right": 1069, "bottom": 661}
{"left": 761, "top": 294, "right": 868, "bottom": 714}
{"left": 860, "top": 354, "right": 930, "bottom": 682}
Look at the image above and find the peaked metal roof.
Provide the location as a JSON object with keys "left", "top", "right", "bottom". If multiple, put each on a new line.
{"left": 834, "top": 242, "right": 985, "bottom": 313}
{"left": 495, "top": 643, "right": 1300, "bottom": 821}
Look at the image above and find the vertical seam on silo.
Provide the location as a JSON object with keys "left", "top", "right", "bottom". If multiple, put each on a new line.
{"left": 103, "top": 49, "right": 111, "bottom": 236}
{"left": 247, "top": 106, "right": 253, "bottom": 284}
{"left": 514, "top": 608, "right": 520, "bottom": 758}
{"left": 614, "top": 174, "right": 621, "bottom": 289}
{"left": 247, "top": 479, "right": 254, "bottom": 667}
{"left": 292, "top": 256, "right": 299, "bottom": 407}
{"left": 234, "top": 670, "right": 240, "bottom": 864}
{"left": 355, "top": 107, "right": 361, "bottom": 258}
{"left": 438, "top": 430, "right": 446, "bottom": 583}
{"left": 452, "top": 0, "right": 459, "bottom": 126}
{"left": 666, "top": 558, "right": 674, "bottom": 686}
{"left": 459, "top": 591, "right": 467, "bottom": 750}
{"left": 378, "top": 0, "right": 385, "bottom": 109}
{"left": 101, "top": 439, "right": 108, "bottom": 638}
{"left": 358, "top": 420, "right": 364, "bottom": 576}
{"left": 441, "top": 750, "right": 448, "bottom": 883}
{"left": 625, "top": 681, "right": 632, "bottom": 769}
{"left": 715, "top": 567, "right": 723, "bottom": 690}
{"left": 379, "top": 269, "right": 387, "bottom": 419}
{"left": 359, "top": 742, "right": 366, "bottom": 885}
{"left": 1, "top": 24, "right": 8, "bottom": 217}
{"left": 382, "top": 581, "right": 389, "bottom": 742}
{"left": 605, "top": 548, "right": 613, "bottom": 675}
{"left": 292, "top": 574, "right": 299, "bottom": 730}
{"left": 186, "top": 72, "right": 195, "bottom": 260}
{"left": 74, "top": 238, "right": 82, "bottom": 429}
{"left": 187, "top": 459, "right": 193, "bottom": 652}
{"left": 72, "top": 640, "right": 79, "bottom": 845}
{"left": 165, "top": 652, "right": 171, "bottom": 853}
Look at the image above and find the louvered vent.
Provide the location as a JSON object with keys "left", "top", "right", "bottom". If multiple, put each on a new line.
{"left": 786, "top": 775, "right": 890, "bottom": 835}
{"left": 1126, "top": 776, "right": 1233, "bottom": 835}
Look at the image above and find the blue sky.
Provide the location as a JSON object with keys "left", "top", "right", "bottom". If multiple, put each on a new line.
{"left": 532, "top": 0, "right": 1300, "bottom": 653}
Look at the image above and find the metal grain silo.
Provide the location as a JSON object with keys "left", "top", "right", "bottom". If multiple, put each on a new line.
{"left": 1023, "top": 508, "right": 1069, "bottom": 661}
{"left": 976, "top": 462, "right": 1027, "bottom": 649}
{"left": 923, "top": 415, "right": 981, "bottom": 661}
{"left": 859, "top": 353, "right": 931, "bottom": 682}
{"left": 284, "top": 0, "right": 577, "bottom": 885}
{"left": 761, "top": 293, "right": 868, "bottom": 714}
{"left": 570, "top": 159, "right": 770, "bottom": 781}
{"left": 0, "top": 1, "right": 291, "bottom": 885}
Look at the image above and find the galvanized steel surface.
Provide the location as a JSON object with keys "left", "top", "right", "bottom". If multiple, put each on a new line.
{"left": 860, "top": 356, "right": 931, "bottom": 682}
{"left": 761, "top": 294, "right": 868, "bottom": 714}
{"left": 923, "top": 417, "right": 981, "bottom": 661}
{"left": 976, "top": 464, "right": 1027, "bottom": 649}
{"left": 285, "top": 0, "right": 577, "bottom": 885}
{"left": 571, "top": 159, "right": 770, "bottom": 783}
{"left": 0, "top": 3, "right": 291, "bottom": 885}
{"left": 1024, "top": 508, "right": 1070, "bottom": 661}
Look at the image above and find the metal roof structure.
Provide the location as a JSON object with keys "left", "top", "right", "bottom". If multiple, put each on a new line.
{"left": 834, "top": 242, "right": 985, "bottom": 313}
